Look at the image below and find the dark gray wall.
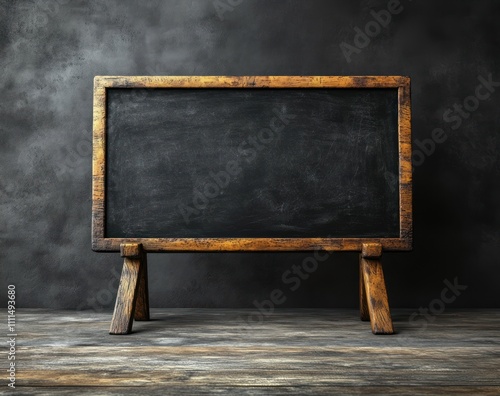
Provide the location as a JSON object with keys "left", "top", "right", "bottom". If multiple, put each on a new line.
{"left": 1, "top": 0, "right": 499, "bottom": 311}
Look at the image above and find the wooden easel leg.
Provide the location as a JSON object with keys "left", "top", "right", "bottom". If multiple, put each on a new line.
{"left": 359, "top": 258, "right": 370, "bottom": 321}
{"left": 134, "top": 251, "right": 150, "bottom": 321}
{"left": 360, "top": 243, "right": 394, "bottom": 335}
{"left": 109, "top": 243, "right": 148, "bottom": 335}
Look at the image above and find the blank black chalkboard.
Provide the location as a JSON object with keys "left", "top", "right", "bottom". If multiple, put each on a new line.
{"left": 92, "top": 76, "right": 412, "bottom": 252}
{"left": 106, "top": 88, "right": 398, "bottom": 238}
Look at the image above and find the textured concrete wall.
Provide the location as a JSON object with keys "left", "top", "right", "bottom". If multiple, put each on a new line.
{"left": 1, "top": 0, "right": 499, "bottom": 311}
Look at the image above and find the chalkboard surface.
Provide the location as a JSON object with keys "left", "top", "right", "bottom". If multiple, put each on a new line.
{"left": 92, "top": 76, "right": 412, "bottom": 251}
{"left": 106, "top": 88, "right": 398, "bottom": 238}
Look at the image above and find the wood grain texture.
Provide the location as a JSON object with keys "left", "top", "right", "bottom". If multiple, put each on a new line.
{"left": 92, "top": 75, "right": 412, "bottom": 252}
{"left": 359, "top": 259, "right": 370, "bottom": 321}
{"left": 120, "top": 243, "right": 141, "bottom": 258}
{"left": 93, "top": 237, "right": 412, "bottom": 252}
{"left": 398, "top": 79, "right": 413, "bottom": 246}
{"left": 109, "top": 244, "right": 147, "bottom": 334}
{"left": 14, "top": 386, "right": 500, "bottom": 395}
{"left": 92, "top": 78, "right": 106, "bottom": 244}
{"left": 93, "top": 75, "right": 410, "bottom": 88}
{"left": 9, "top": 308, "right": 500, "bottom": 395}
{"left": 361, "top": 242, "right": 383, "bottom": 258}
{"left": 361, "top": 245, "right": 394, "bottom": 334}
{"left": 134, "top": 250, "right": 150, "bottom": 321}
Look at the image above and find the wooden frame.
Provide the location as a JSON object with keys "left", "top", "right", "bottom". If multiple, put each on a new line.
{"left": 92, "top": 75, "right": 412, "bottom": 253}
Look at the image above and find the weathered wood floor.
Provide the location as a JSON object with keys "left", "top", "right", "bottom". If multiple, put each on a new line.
{"left": 4, "top": 309, "right": 500, "bottom": 395}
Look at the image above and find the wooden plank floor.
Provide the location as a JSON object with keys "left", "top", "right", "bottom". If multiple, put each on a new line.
{"left": 4, "top": 309, "right": 500, "bottom": 395}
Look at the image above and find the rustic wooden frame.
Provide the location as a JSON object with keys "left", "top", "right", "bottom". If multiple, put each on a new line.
{"left": 92, "top": 76, "right": 412, "bottom": 253}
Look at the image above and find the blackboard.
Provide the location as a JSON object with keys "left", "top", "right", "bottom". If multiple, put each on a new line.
{"left": 92, "top": 76, "right": 412, "bottom": 252}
